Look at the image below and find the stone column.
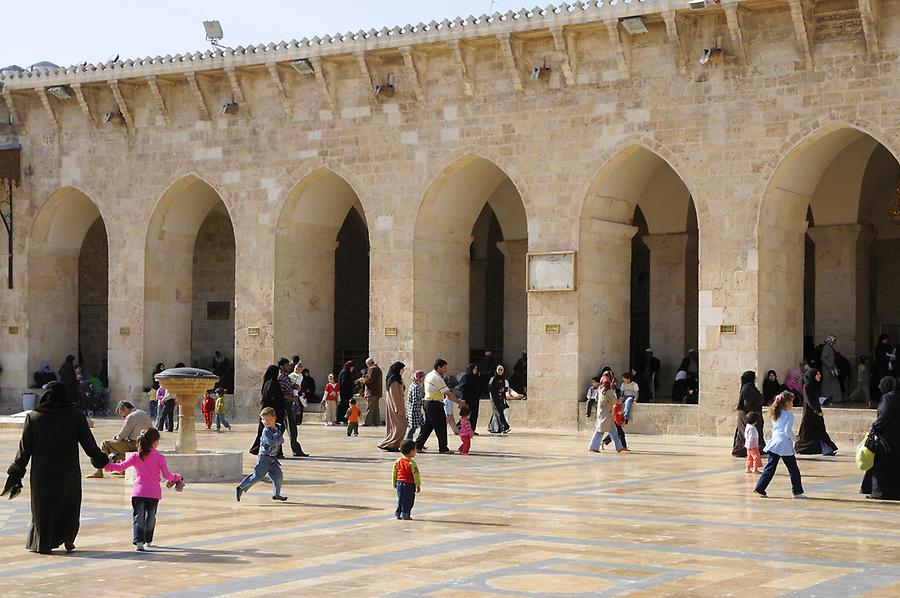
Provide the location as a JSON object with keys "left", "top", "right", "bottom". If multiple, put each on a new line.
{"left": 642, "top": 233, "right": 689, "bottom": 397}
{"left": 497, "top": 239, "right": 528, "bottom": 366}
{"left": 807, "top": 224, "right": 874, "bottom": 359}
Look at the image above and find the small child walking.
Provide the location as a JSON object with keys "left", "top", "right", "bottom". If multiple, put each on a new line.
{"left": 755, "top": 391, "right": 806, "bottom": 499}
{"left": 214, "top": 388, "right": 231, "bottom": 432}
{"left": 458, "top": 405, "right": 474, "bottom": 454}
{"left": 323, "top": 373, "right": 339, "bottom": 426}
{"left": 236, "top": 407, "right": 287, "bottom": 502}
{"left": 744, "top": 411, "right": 763, "bottom": 473}
{"left": 201, "top": 390, "right": 215, "bottom": 430}
{"left": 346, "top": 398, "right": 360, "bottom": 437}
{"left": 104, "top": 428, "right": 182, "bottom": 552}
{"left": 392, "top": 439, "right": 421, "bottom": 520}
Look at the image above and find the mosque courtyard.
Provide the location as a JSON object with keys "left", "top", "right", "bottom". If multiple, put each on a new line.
{"left": 1, "top": 418, "right": 898, "bottom": 597}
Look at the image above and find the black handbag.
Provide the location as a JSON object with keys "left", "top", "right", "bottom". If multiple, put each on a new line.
{"left": 865, "top": 429, "right": 892, "bottom": 455}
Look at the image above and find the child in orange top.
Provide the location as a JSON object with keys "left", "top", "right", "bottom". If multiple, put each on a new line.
{"left": 200, "top": 390, "right": 215, "bottom": 430}
{"left": 458, "top": 405, "right": 474, "bottom": 454}
{"left": 392, "top": 439, "right": 421, "bottom": 520}
{"left": 603, "top": 398, "right": 628, "bottom": 450}
{"left": 346, "top": 398, "right": 359, "bottom": 437}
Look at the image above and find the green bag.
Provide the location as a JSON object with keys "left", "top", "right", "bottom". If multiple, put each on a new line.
{"left": 856, "top": 435, "right": 875, "bottom": 472}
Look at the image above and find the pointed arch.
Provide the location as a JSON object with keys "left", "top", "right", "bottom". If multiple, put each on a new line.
{"left": 413, "top": 155, "right": 529, "bottom": 372}
{"left": 273, "top": 168, "right": 370, "bottom": 380}
{"left": 143, "top": 175, "right": 236, "bottom": 379}
{"left": 27, "top": 187, "right": 109, "bottom": 382}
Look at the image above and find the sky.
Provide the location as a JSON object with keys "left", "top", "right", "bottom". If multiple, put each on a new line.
{"left": 1, "top": 1, "right": 518, "bottom": 69}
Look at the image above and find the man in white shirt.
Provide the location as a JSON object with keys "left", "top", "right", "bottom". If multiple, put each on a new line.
{"left": 415, "top": 359, "right": 465, "bottom": 454}
{"left": 86, "top": 401, "right": 153, "bottom": 478}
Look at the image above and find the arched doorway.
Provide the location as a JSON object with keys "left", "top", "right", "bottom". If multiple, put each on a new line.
{"left": 414, "top": 157, "right": 528, "bottom": 374}
{"left": 275, "top": 169, "right": 369, "bottom": 380}
{"left": 580, "top": 146, "right": 699, "bottom": 401}
{"left": 27, "top": 188, "right": 109, "bottom": 381}
{"left": 144, "top": 176, "right": 236, "bottom": 386}
{"left": 762, "top": 126, "right": 900, "bottom": 405}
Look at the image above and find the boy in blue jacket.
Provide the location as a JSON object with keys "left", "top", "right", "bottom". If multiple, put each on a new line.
{"left": 236, "top": 407, "right": 287, "bottom": 502}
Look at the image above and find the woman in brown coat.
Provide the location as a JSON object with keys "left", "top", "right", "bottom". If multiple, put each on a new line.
{"left": 378, "top": 362, "right": 407, "bottom": 451}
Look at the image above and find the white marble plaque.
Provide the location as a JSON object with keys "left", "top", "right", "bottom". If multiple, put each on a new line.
{"left": 527, "top": 251, "right": 576, "bottom": 292}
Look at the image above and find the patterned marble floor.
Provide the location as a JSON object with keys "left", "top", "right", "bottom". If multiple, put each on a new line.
{"left": 0, "top": 418, "right": 898, "bottom": 597}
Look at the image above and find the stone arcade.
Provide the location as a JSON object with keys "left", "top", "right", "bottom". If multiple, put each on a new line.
{"left": 1, "top": 0, "right": 899, "bottom": 436}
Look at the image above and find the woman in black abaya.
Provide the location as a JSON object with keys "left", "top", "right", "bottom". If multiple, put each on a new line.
{"left": 456, "top": 363, "right": 481, "bottom": 432}
{"left": 861, "top": 377, "right": 900, "bottom": 500}
{"left": 58, "top": 354, "right": 80, "bottom": 406}
{"left": 2, "top": 382, "right": 108, "bottom": 554}
{"left": 732, "top": 371, "right": 764, "bottom": 457}
{"left": 337, "top": 361, "right": 356, "bottom": 425}
{"left": 762, "top": 370, "right": 783, "bottom": 405}
{"left": 249, "top": 365, "right": 286, "bottom": 457}
{"left": 794, "top": 368, "right": 839, "bottom": 455}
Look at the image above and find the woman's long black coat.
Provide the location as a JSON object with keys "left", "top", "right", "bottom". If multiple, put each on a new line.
{"left": 7, "top": 397, "right": 108, "bottom": 553}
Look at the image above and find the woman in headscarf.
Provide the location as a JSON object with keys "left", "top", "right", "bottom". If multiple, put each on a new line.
{"left": 249, "top": 365, "right": 285, "bottom": 457}
{"left": 59, "top": 354, "right": 80, "bottom": 406}
{"left": 820, "top": 335, "right": 844, "bottom": 404}
{"left": 861, "top": 377, "right": 900, "bottom": 500}
{"left": 488, "top": 364, "right": 525, "bottom": 434}
{"left": 794, "top": 368, "right": 839, "bottom": 455}
{"left": 2, "top": 382, "right": 109, "bottom": 553}
{"left": 405, "top": 370, "right": 425, "bottom": 440}
{"left": 732, "top": 371, "right": 764, "bottom": 458}
{"left": 378, "top": 362, "right": 407, "bottom": 451}
{"left": 455, "top": 363, "right": 481, "bottom": 432}
{"left": 762, "top": 370, "right": 783, "bottom": 405}
{"left": 588, "top": 374, "right": 624, "bottom": 453}
{"left": 672, "top": 370, "right": 688, "bottom": 403}
{"left": 337, "top": 361, "right": 356, "bottom": 425}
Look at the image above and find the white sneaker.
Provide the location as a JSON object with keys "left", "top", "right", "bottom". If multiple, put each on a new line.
{"left": 144, "top": 541, "right": 152, "bottom": 548}
{"left": 793, "top": 493, "right": 808, "bottom": 499}
{"left": 135, "top": 542, "right": 145, "bottom": 552}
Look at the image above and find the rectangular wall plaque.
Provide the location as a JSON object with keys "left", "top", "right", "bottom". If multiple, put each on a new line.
{"left": 545, "top": 323, "right": 561, "bottom": 334}
{"left": 247, "top": 326, "right": 260, "bottom": 336}
{"left": 384, "top": 327, "right": 398, "bottom": 336}
{"left": 119, "top": 327, "right": 131, "bottom": 336}
{"left": 720, "top": 324, "right": 736, "bottom": 334}
{"left": 7, "top": 326, "right": 18, "bottom": 335}
{"left": 527, "top": 251, "right": 576, "bottom": 292}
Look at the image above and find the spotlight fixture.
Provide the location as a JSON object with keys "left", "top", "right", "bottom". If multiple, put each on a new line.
{"left": 290, "top": 58, "right": 315, "bottom": 75}
{"left": 219, "top": 101, "right": 239, "bottom": 116}
{"left": 202, "top": 20, "right": 232, "bottom": 51}
{"left": 47, "top": 85, "right": 71, "bottom": 100}
{"left": 374, "top": 74, "right": 395, "bottom": 97}
{"left": 620, "top": 17, "right": 648, "bottom": 36}
{"left": 530, "top": 59, "right": 551, "bottom": 82}
{"left": 699, "top": 47, "right": 724, "bottom": 65}
{"left": 102, "top": 111, "right": 123, "bottom": 124}
{"left": 689, "top": 0, "right": 708, "bottom": 9}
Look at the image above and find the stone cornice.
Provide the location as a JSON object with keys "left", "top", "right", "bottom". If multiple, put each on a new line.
{"left": 0, "top": 0, "right": 701, "bottom": 90}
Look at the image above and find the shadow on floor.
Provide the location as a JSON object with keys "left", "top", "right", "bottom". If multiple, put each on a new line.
{"left": 65, "top": 546, "right": 287, "bottom": 564}
{"left": 253, "top": 501, "right": 380, "bottom": 511}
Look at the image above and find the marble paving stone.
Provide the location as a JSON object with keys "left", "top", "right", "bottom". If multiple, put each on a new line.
{"left": 0, "top": 420, "right": 898, "bottom": 597}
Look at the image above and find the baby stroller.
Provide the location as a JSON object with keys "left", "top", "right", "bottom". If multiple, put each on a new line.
{"left": 81, "top": 382, "right": 111, "bottom": 417}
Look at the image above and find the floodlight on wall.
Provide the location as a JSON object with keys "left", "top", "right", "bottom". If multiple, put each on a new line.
{"left": 620, "top": 17, "right": 648, "bottom": 35}
{"left": 700, "top": 38, "right": 724, "bottom": 65}
{"left": 102, "top": 111, "right": 123, "bottom": 124}
{"left": 219, "top": 101, "right": 239, "bottom": 116}
{"left": 203, "top": 20, "right": 232, "bottom": 51}
{"left": 530, "top": 59, "right": 551, "bottom": 82}
{"left": 374, "top": 74, "right": 395, "bottom": 97}
{"left": 290, "top": 58, "right": 315, "bottom": 75}
{"left": 689, "top": 0, "right": 708, "bottom": 9}
{"left": 47, "top": 86, "right": 71, "bottom": 100}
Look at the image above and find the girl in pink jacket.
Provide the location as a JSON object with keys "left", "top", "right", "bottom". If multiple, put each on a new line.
{"left": 105, "top": 428, "right": 181, "bottom": 551}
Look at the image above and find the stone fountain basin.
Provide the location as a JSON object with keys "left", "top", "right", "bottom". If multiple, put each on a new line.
{"left": 125, "top": 449, "right": 243, "bottom": 483}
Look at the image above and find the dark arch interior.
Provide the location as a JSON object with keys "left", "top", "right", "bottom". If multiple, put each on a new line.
{"left": 77, "top": 216, "right": 108, "bottom": 378}
{"left": 334, "top": 207, "right": 370, "bottom": 371}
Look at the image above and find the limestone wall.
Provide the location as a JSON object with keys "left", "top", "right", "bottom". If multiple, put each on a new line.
{"left": 0, "top": 1, "right": 898, "bottom": 432}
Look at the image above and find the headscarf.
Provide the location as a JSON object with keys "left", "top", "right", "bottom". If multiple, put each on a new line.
{"left": 342, "top": 360, "right": 354, "bottom": 372}
{"left": 675, "top": 370, "right": 687, "bottom": 382}
{"left": 740, "top": 370, "right": 756, "bottom": 386}
{"left": 825, "top": 335, "right": 837, "bottom": 346}
{"left": 34, "top": 381, "right": 71, "bottom": 412}
{"left": 763, "top": 370, "right": 781, "bottom": 402}
{"left": 803, "top": 367, "right": 822, "bottom": 403}
{"left": 879, "top": 376, "right": 897, "bottom": 395}
{"left": 385, "top": 361, "right": 406, "bottom": 388}
{"left": 261, "top": 364, "right": 279, "bottom": 396}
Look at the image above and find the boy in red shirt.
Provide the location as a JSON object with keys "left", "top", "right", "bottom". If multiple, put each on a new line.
{"left": 201, "top": 390, "right": 216, "bottom": 430}
{"left": 392, "top": 439, "right": 421, "bottom": 520}
{"left": 346, "top": 398, "right": 360, "bottom": 437}
{"left": 603, "top": 397, "right": 629, "bottom": 451}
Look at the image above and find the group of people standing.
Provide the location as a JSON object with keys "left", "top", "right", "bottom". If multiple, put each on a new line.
{"left": 732, "top": 366, "right": 900, "bottom": 501}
